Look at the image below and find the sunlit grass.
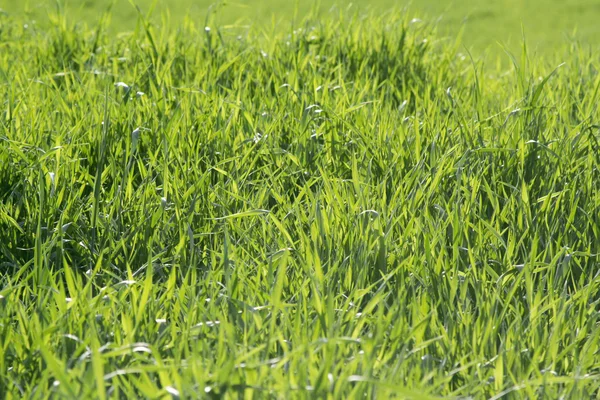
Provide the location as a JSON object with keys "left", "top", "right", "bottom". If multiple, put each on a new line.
{"left": 1, "top": 7, "right": 600, "bottom": 398}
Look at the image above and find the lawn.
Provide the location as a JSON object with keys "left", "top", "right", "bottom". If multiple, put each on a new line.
{"left": 1, "top": 1, "right": 600, "bottom": 398}
{"left": 3, "top": 0, "right": 600, "bottom": 54}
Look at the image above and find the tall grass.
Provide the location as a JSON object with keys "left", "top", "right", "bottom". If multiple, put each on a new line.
{"left": 1, "top": 7, "right": 599, "bottom": 398}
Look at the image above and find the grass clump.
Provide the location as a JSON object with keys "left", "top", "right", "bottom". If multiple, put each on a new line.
{"left": 1, "top": 8, "right": 600, "bottom": 398}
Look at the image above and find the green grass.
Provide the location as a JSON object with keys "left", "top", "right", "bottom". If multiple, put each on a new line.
{"left": 3, "top": 0, "right": 600, "bottom": 55}
{"left": 1, "top": 6, "right": 600, "bottom": 399}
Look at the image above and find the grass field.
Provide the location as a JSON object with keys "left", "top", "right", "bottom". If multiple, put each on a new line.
{"left": 3, "top": 0, "right": 600, "bottom": 55}
{"left": 1, "top": 2, "right": 600, "bottom": 399}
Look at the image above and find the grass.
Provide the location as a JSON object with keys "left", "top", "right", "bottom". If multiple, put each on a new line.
{"left": 1, "top": 5, "right": 600, "bottom": 399}
{"left": 3, "top": 0, "right": 600, "bottom": 55}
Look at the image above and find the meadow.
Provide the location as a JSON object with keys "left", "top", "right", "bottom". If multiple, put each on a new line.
{"left": 1, "top": 1, "right": 600, "bottom": 399}
{"left": 4, "top": 0, "right": 600, "bottom": 54}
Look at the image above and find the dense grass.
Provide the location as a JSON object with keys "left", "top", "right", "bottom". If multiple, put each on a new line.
{"left": 1, "top": 7, "right": 600, "bottom": 398}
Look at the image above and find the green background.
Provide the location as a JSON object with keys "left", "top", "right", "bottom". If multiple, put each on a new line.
{"left": 2, "top": 0, "right": 599, "bottom": 56}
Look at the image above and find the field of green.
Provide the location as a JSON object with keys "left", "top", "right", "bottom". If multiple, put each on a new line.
{"left": 3, "top": 0, "right": 600, "bottom": 55}
{"left": 1, "top": 0, "right": 600, "bottom": 398}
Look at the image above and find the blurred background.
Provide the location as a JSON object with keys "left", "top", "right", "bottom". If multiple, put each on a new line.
{"left": 2, "top": 0, "right": 599, "bottom": 56}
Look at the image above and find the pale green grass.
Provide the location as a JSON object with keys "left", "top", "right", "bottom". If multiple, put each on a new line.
{"left": 1, "top": 7, "right": 600, "bottom": 398}
{"left": 3, "top": 0, "right": 600, "bottom": 54}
